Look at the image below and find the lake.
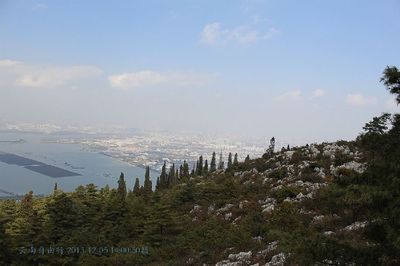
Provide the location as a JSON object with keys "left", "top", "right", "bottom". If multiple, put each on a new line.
{"left": 0, "top": 132, "right": 158, "bottom": 197}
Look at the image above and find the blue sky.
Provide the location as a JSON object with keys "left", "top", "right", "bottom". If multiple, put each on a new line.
{"left": 0, "top": 0, "right": 399, "bottom": 143}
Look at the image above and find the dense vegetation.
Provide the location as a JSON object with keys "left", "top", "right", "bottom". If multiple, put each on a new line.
{"left": 0, "top": 67, "right": 399, "bottom": 265}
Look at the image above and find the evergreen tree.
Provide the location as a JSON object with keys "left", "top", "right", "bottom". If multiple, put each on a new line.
{"left": 125, "top": 189, "right": 147, "bottom": 242}
{"left": 287, "top": 144, "right": 290, "bottom": 150}
{"left": 19, "top": 191, "right": 34, "bottom": 218}
{"left": 183, "top": 161, "right": 190, "bottom": 177}
{"left": 176, "top": 169, "right": 179, "bottom": 180}
{"left": 381, "top": 66, "right": 400, "bottom": 104}
{"left": 117, "top": 172, "right": 127, "bottom": 199}
{"left": 197, "top": 155, "right": 203, "bottom": 176}
{"left": 102, "top": 188, "right": 127, "bottom": 242}
{"left": 227, "top": 152, "right": 233, "bottom": 169}
{"left": 218, "top": 151, "right": 224, "bottom": 170}
{"left": 159, "top": 162, "right": 167, "bottom": 189}
{"left": 191, "top": 163, "right": 195, "bottom": 177}
{"left": 245, "top": 154, "right": 250, "bottom": 162}
{"left": 44, "top": 192, "right": 79, "bottom": 243}
{"left": 133, "top": 177, "right": 141, "bottom": 196}
{"left": 269, "top": 137, "right": 275, "bottom": 156}
{"left": 180, "top": 161, "right": 190, "bottom": 182}
{"left": 168, "top": 164, "right": 176, "bottom": 187}
{"left": 193, "top": 162, "right": 197, "bottom": 177}
{"left": 179, "top": 164, "right": 183, "bottom": 179}
{"left": 143, "top": 166, "right": 153, "bottom": 198}
{"left": 71, "top": 184, "right": 103, "bottom": 247}
{"left": 142, "top": 193, "right": 180, "bottom": 248}
{"left": 362, "top": 113, "right": 391, "bottom": 135}
{"left": 210, "top": 152, "right": 217, "bottom": 172}
{"left": 233, "top": 153, "right": 238, "bottom": 166}
{"left": 204, "top": 159, "right": 209, "bottom": 175}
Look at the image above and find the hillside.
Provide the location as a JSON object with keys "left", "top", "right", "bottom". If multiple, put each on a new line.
{"left": 0, "top": 128, "right": 398, "bottom": 265}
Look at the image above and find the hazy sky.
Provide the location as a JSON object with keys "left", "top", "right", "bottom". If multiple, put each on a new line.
{"left": 1, "top": 0, "right": 399, "bottom": 143}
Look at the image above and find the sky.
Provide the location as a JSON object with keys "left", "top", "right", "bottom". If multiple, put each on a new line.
{"left": 0, "top": 0, "right": 399, "bottom": 143}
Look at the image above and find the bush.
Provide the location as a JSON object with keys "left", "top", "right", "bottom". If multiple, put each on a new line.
{"left": 290, "top": 151, "right": 306, "bottom": 164}
{"left": 268, "top": 167, "right": 287, "bottom": 180}
{"left": 300, "top": 166, "right": 323, "bottom": 183}
{"left": 274, "top": 186, "right": 301, "bottom": 202}
{"left": 333, "top": 150, "right": 352, "bottom": 166}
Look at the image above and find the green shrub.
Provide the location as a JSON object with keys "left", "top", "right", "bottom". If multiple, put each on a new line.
{"left": 268, "top": 167, "right": 287, "bottom": 179}
{"left": 274, "top": 186, "right": 301, "bottom": 202}
{"left": 290, "top": 151, "right": 305, "bottom": 164}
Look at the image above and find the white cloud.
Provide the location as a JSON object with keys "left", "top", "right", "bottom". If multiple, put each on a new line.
{"left": 274, "top": 89, "right": 302, "bottom": 102}
{"left": 200, "top": 22, "right": 279, "bottom": 45}
{"left": 345, "top": 94, "right": 377, "bottom": 107}
{"left": 312, "top": 89, "right": 326, "bottom": 98}
{"left": 230, "top": 25, "right": 259, "bottom": 43}
{"left": 109, "top": 71, "right": 211, "bottom": 90}
{"left": 0, "top": 59, "right": 102, "bottom": 89}
{"left": 0, "top": 59, "right": 20, "bottom": 67}
{"left": 201, "top": 23, "right": 222, "bottom": 45}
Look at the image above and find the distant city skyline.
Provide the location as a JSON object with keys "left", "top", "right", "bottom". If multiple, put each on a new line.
{"left": 1, "top": 0, "right": 399, "bottom": 143}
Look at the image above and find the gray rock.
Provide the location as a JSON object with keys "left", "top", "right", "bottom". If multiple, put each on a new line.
{"left": 264, "top": 253, "right": 286, "bottom": 266}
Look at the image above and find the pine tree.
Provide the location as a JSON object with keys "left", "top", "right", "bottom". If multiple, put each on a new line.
{"left": 117, "top": 172, "right": 127, "bottom": 199}
{"left": 20, "top": 191, "right": 34, "bottom": 217}
{"left": 183, "top": 161, "right": 189, "bottom": 177}
{"left": 197, "top": 156, "right": 203, "bottom": 176}
{"left": 227, "top": 152, "right": 233, "bottom": 169}
{"left": 193, "top": 162, "right": 197, "bottom": 177}
{"left": 8, "top": 190, "right": 41, "bottom": 264}
{"left": 44, "top": 192, "right": 79, "bottom": 243}
{"left": 218, "top": 151, "right": 224, "bottom": 170}
{"left": 191, "top": 163, "right": 196, "bottom": 177}
{"left": 287, "top": 144, "right": 290, "bottom": 150}
{"left": 269, "top": 137, "right": 275, "bottom": 156}
{"left": 142, "top": 193, "right": 180, "bottom": 247}
{"left": 179, "top": 164, "right": 183, "bottom": 180}
{"left": 143, "top": 166, "right": 153, "bottom": 198}
{"left": 102, "top": 188, "right": 127, "bottom": 242}
{"left": 245, "top": 154, "right": 250, "bottom": 162}
{"left": 233, "top": 153, "right": 238, "bottom": 166}
{"left": 381, "top": 66, "right": 400, "bottom": 104}
{"left": 180, "top": 161, "right": 190, "bottom": 182}
{"left": 53, "top": 182, "right": 58, "bottom": 196}
{"left": 362, "top": 113, "right": 391, "bottom": 135}
{"left": 168, "top": 164, "right": 176, "bottom": 187}
{"left": 210, "top": 152, "right": 217, "bottom": 172}
{"left": 159, "top": 162, "right": 167, "bottom": 189}
{"left": 133, "top": 178, "right": 141, "bottom": 196}
{"left": 204, "top": 159, "right": 209, "bottom": 175}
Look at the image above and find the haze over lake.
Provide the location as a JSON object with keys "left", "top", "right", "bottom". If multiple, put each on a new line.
{"left": 0, "top": 132, "right": 158, "bottom": 197}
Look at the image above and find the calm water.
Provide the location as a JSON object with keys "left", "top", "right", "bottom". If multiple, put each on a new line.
{"left": 0, "top": 132, "right": 158, "bottom": 197}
